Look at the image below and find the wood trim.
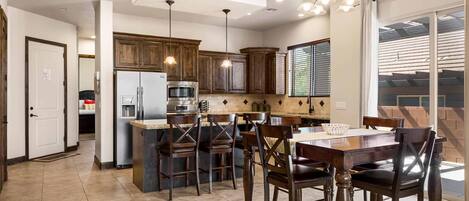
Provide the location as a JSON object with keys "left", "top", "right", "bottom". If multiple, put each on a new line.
{"left": 113, "top": 32, "right": 201, "bottom": 45}
{"left": 240, "top": 47, "right": 280, "bottom": 53}
{"left": 65, "top": 142, "right": 79, "bottom": 152}
{"left": 94, "top": 155, "right": 114, "bottom": 170}
{"left": 79, "top": 54, "right": 95, "bottom": 59}
{"left": 199, "top": 50, "right": 246, "bottom": 57}
{"left": 6, "top": 156, "right": 27, "bottom": 165}
{"left": 287, "top": 38, "right": 330, "bottom": 50}
{"left": 25, "top": 37, "right": 68, "bottom": 160}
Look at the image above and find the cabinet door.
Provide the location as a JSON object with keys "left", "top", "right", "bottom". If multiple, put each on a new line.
{"left": 229, "top": 58, "right": 247, "bottom": 93}
{"left": 211, "top": 57, "right": 228, "bottom": 93}
{"left": 198, "top": 55, "right": 212, "bottom": 94}
{"left": 141, "top": 40, "right": 164, "bottom": 71}
{"left": 115, "top": 38, "right": 140, "bottom": 68}
{"left": 181, "top": 44, "right": 198, "bottom": 81}
{"left": 265, "top": 53, "right": 276, "bottom": 94}
{"left": 248, "top": 53, "right": 266, "bottom": 94}
{"left": 164, "top": 43, "right": 182, "bottom": 81}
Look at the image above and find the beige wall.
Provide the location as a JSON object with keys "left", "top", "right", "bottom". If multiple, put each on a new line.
{"left": 113, "top": 13, "right": 263, "bottom": 53}
{"left": 79, "top": 57, "right": 95, "bottom": 91}
{"left": 7, "top": 6, "right": 79, "bottom": 159}
{"left": 78, "top": 38, "right": 95, "bottom": 55}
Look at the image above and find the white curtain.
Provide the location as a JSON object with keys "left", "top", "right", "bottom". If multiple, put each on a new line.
{"left": 361, "top": 0, "right": 379, "bottom": 118}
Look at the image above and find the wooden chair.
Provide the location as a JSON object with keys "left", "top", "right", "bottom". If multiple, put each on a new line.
{"left": 157, "top": 114, "right": 202, "bottom": 201}
{"left": 235, "top": 112, "right": 270, "bottom": 176}
{"left": 363, "top": 116, "right": 404, "bottom": 131}
{"left": 351, "top": 127, "right": 436, "bottom": 201}
{"left": 199, "top": 114, "right": 238, "bottom": 193}
{"left": 256, "top": 124, "right": 334, "bottom": 201}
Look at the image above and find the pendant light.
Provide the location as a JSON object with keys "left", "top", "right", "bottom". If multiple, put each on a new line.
{"left": 164, "top": 0, "right": 177, "bottom": 65}
{"left": 221, "top": 9, "right": 232, "bottom": 68}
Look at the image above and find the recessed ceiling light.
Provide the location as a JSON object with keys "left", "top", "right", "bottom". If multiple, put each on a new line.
{"left": 276, "top": 0, "right": 284, "bottom": 2}
{"left": 247, "top": 13, "right": 252, "bottom": 15}
{"left": 91, "top": 35, "right": 96, "bottom": 39}
{"left": 298, "top": 13, "right": 305, "bottom": 17}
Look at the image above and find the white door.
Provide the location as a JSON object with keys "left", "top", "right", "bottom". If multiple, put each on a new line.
{"left": 28, "top": 41, "right": 65, "bottom": 159}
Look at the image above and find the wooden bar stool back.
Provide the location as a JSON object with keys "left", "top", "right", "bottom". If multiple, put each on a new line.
{"left": 156, "top": 114, "right": 202, "bottom": 201}
{"left": 200, "top": 114, "right": 238, "bottom": 193}
{"left": 270, "top": 116, "right": 302, "bottom": 131}
{"left": 363, "top": 116, "right": 404, "bottom": 131}
{"left": 256, "top": 124, "right": 333, "bottom": 201}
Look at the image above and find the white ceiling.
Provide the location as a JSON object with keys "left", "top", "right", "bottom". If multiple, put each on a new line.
{"left": 8, "top": 0, "right": 313, "bottom": 38}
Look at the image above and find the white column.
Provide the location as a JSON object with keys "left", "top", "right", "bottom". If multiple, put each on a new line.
{"left": 429, "top": 13, "right": 438, "bottom": 130}
{"left": 464, "top": 0, "right": 469, "bottom": 199}
{"left": 94, "top": 0, "right": 113, "bottom": 165}
{"left": 330, "top": 2, "right": 363, "bottom": 127}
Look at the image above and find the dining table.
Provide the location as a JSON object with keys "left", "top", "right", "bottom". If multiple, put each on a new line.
{"left": 241, "top": 127, "right": 446, "bottom": 201}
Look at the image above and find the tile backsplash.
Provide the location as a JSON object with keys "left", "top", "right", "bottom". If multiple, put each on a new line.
{"left": 199, "top": 94, "right": 330, "bottom": 116}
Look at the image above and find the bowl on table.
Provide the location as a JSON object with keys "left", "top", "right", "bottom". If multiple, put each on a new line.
{"left": 321, "top": 123, "right": 350, "bottom": 135}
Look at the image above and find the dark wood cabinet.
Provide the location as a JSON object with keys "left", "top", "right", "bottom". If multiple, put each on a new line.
{"left": 198, "top": 55, "right": 212, "bottom": 94}
{"left": 140, "top": 40, "right": 164, "bottom": 71}
{"left": 240, "top": 47, "right": 285, "bottom": 95}
{"left": 198, "top": 51, "right": 247, "bottom": 94}
{"left": 181, "top": 44, "right": 198, "bottom": 81}
{"left": 229, "top": 56, "right": 247, "bottom": 93}
{"left": 114, "top": 33, "right": 201, "bottom": 81}
{"left": 115, "top": 38, "right": 140, "bottom": 68}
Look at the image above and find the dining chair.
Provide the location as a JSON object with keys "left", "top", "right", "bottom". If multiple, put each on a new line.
{"left": 156, "top": 114, "right": 202, "bottom": 201}
{"left": 199, "top": 114, "right": 238, "bottom": 193}
{"left": 351, "top": 127, "right": 436, "bottom": 201}
{"left": 354, "top": 116, "right": 405, "bottom": 170}
{"left": 235, "top": 112, "right": 271, "bottom": 176}
{"left": 256, "top": 124, "right": 333, "bottom": 201}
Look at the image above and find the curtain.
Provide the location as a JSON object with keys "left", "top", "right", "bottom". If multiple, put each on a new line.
{"left": 361, "top": 0, "right": 379, "bottom": 118}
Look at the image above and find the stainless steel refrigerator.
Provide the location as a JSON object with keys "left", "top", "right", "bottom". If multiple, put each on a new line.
{"left": 114, "top": 71, "right": 167, "bottom": 168}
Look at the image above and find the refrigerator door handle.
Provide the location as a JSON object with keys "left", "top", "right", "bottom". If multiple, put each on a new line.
{"left": 136, "top": 87, "right": 141, "bottom": 120}
{"left": 140, "top": 87, "right": 144, "bottom": 119}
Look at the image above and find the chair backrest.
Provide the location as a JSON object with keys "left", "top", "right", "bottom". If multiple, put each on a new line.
{"left": 256, "top": 124, "right": 294, "bottom": 178}
{"left": 207, "top": 114, "right": 238, "bottom": 148}
{"left": 243, "top": 112, "right": 270, "bottom": 131}
{"left": 363, "top": 116, "right": 404, "bottom": 130}
{"left": 167, "top": 114, "right": 202, "bottom": 152}
{"left": 270, "top": 116, "right": 302, "bottom": 131}
{"left": 392, "top": 127, "right": 436, "bottom": 192}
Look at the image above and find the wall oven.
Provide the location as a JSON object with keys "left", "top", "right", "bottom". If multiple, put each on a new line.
{"left": 167, "top": 81, "right": 199, "bottom": 113}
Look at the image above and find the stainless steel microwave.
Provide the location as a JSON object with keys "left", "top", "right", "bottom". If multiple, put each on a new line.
{"left": 167, "top": 81, "right": 199, "bottom": 113}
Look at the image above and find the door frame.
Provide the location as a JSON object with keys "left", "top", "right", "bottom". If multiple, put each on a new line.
{"left": 25, "top": 37, "right": 67, "bottom": 159}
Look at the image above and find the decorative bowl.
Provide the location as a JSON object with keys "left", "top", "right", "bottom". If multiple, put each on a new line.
{"left": 321, "top": 123, "right": 350, "bottom": 135}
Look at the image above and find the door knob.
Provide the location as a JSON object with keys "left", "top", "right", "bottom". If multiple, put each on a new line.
{"left": 30, "top": 114, "right": 38, "bottom": 117}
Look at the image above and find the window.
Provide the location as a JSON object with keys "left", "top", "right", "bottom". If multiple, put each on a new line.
{"left": 396, "top": 95, "right": 446, "bottom": 107}
{"left": 288, "top": 40, "right": 331, "bottom": 97}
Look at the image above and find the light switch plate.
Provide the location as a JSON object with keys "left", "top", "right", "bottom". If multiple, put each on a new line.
{"left": 335, "top": 102, "right": 346, "bottom": 110}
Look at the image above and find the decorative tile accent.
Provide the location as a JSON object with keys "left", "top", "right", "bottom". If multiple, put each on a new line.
{"left": 263, "top": 100, "right": 267, "bottom": 105}
{"left": 298, "top": 100, "right": 303, "bottom": 106}
{"left": 223, "top": 99, "right": 228, "bottom": 105}
{"left": 320, "top": 100, "right": 325, "bottom": 107}
{"left": 244, "top": 99, "right": 248, "bottom": 105}
{"left": 278, "top": 100, "right": 282, "bottom": 105}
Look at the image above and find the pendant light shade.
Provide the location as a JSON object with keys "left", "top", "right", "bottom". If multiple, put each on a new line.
{"left": 164, "top": 0, "right": 177, "bottom": 65}
{"left": 221, "top": 9, "right": 232, "bottom": 68}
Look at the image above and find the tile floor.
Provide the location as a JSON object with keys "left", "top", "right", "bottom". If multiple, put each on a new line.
{"left": 0, "top": 140, "right": 439, "bottom": 201}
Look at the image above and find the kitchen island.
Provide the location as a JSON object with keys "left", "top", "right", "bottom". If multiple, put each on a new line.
{"left": 130, "top": 112, "right": 330, "bottom": 193}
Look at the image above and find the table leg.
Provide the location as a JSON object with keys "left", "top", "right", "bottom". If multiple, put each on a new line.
{"left": 428, "top": 143, "right": 443, "bottom": 201}
{"left": 335, "top": 170, "right": 353, "bottom": 201}
{"left": 243, "top": 143, "right": 254, "bottom": 201}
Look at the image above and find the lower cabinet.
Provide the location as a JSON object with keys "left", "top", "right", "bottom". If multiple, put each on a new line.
{"left": 198, "top": 51, "right": 246, "bottom": 94}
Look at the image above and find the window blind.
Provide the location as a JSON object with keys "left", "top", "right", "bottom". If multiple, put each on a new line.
{"left": 288, "top": 40, "right": 330, "bottom": 97}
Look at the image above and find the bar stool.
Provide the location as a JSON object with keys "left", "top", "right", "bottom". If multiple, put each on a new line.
{"left": 156, "top": 114, "right": 202, "bottom": 201}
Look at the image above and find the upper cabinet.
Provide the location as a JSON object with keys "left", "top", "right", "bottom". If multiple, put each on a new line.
{"left": 198, "top": 51, "right": 247, "bottom": 94}
{"left": 240, "top": 47, "right": 285, "bottom": 95}
{"left": 114, "top": 33, "right": 201, "bottom": 81}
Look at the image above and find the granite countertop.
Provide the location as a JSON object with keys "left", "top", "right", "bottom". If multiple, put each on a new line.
{"left": 130, "top": 112, "right": 330, "bottom": 130}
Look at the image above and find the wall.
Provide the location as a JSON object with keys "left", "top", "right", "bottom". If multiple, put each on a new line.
{"left": 263, "top": 15, "right": 330, "bottom": 52}
{"left": 329, "top": 3, "right": 362, "bottom": 127}
{"left": 78, "top": 38, "right": 95, "bottom": 55}
{"left": 113, "top": 13, "right": 263, "bottom": 53}
{"left": 7, "top": 6, "right": 78, "bottom": 159}
{"left": 378, "top": 0, "right": 462, "bottom": 25}
{"left": 79, "top": 58, "right": 95, "bottom": 91}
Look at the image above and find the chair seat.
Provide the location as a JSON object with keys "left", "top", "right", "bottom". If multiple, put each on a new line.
{"left": 199, "top": 142, "right": 232, "bottom": 153}
{"left": 293, "top": 156, "right": 325, "bottom": 167}
{"left": 159, "top": 143, "right": 196, "bottom": 155}
{"left": 353, "top": 160, "right": 393, "bottom": 171}
{"left": 352, "top": 169, "right": 421, "bottom": 190}
{"left": 268, "top": 164, "right": 331, "bottom": 184}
